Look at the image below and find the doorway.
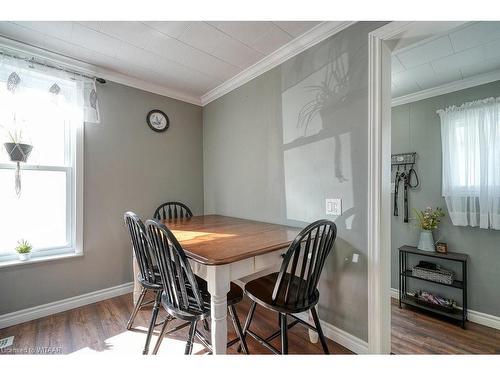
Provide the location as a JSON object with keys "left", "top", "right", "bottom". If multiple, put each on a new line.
{"left": 369, "top": 21, "right": 500, "bottom": 354}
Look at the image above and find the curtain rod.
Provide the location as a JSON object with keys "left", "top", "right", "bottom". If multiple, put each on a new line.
{"left": 0, "top": 48, "right": 106, "bottom": 84}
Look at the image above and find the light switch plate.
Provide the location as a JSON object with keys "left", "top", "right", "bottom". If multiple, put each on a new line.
{"left": 326, "top": 198, "right": 342, "bottom": 216}
{"left": 352, "top": 253, "right": 359, "bottom": 263}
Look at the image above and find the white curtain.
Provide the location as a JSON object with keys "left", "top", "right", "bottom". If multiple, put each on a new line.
{"left": 0, "top": 52, "right": 100, "bottom": 131}
{"left": 438, "top": 97, "right": 500, "bottom": 230}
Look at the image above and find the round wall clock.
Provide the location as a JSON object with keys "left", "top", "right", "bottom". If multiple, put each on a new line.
{"left": 146, "top": 110, "right": 170, "bottom": 132}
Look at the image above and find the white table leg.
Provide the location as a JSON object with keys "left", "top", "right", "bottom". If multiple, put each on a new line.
{"left": 307, "top": 310, "right": 319, "bottom": 343}
{"left": 206, "top": 264, "right": 230, "bottom": 354}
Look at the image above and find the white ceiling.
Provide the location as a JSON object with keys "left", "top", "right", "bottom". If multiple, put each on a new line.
{"left": 392, "top": 22, "right": 500, "bottom": 98}
{"left": 0, "top": 21, "right": 320, "bottom": 104}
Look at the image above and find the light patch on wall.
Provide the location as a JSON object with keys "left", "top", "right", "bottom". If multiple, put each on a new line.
{"left": 281, "top": 52, "right": 350, "bottom": 145}
{"left": 345, "top": 214, "right": 355, "bottom": 230}
{"left": 283, "top": 132, "right": 353, "bottom": 223}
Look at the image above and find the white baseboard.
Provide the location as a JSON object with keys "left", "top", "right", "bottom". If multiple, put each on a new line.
{"left": 467, "top": 309, "right": 500, "bottom": 330}
{"left": 295, "top": 311, "right": 368, "bottom": 354}
{"left": 390, "top": 288, "right": 500, "bottom": 331}
{"left": 321, "top": 319, "right": 369, "bottom": 354}
{"left": 0, "top": 282, "right": 134, "bottom": 329}
{"left": 390, "top": 288, "right": 399, "bottom": 300}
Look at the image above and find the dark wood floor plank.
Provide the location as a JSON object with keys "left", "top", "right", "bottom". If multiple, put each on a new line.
{"left": 1, "top": 294, "right": 498, "bottom": 355}
{"left": 391, "top": 298, "right": 500, "bottom": 354}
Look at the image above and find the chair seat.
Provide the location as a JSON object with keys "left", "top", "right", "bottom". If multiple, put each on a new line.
{"left": 161, "top": 277, "right": 243, "bottom": 322}
{"left": 245, "top": 272, "right": 319, "bottom": 314}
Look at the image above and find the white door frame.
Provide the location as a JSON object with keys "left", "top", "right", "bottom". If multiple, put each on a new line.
{"left": 367, "top": 21, "right": 469, "bottom": 353}
{"left": 367, "top": 22, "right": 398, "bottom": 354}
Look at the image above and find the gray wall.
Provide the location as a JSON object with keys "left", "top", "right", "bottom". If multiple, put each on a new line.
{"left": 0, "top": 81, "right": 204, "bottom": 315}
{"left": 391, "top": 80, "right": 500, "bottom": 317}
{"left": 203, "top": 22, "right": 384, "bottom": 341}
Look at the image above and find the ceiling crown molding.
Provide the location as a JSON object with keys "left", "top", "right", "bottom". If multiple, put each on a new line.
{"left": 200, "top": 21, "right": 356, "bottom": 106}
{"left": 392, "top": 69, "right": 500, "bottom": 107}
{"left": 1, "top": 22, "right": 359, "bottom": 108}
{"left": 0, "top": 35, "right": 202, "bottom": 106}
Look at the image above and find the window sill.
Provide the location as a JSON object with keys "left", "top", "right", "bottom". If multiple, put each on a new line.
{"left": 0, "top": 251, "right": 83, "bottom": 269}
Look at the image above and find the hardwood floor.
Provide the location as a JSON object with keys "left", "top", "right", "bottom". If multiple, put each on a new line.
{"left": 391, "top": 298, "right": 500, "bottom": 354}
{"left": 1, "top": 294, "right": 498, "bottom": 355}
{"left": 0, "top": 292, "right": 351, "bottom": 355}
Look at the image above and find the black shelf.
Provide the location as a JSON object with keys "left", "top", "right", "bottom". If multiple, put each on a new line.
{"left": 398, "top": 245, "right": 468, "bottom": 261}
{"left": 400, "top": 270, "right": 464, "bottom": 289}
{"left": 400, "top": 295, "right": 463, "bottom": 321}
{"left": 398, "top": 245, "right": 468, "bottom": 329}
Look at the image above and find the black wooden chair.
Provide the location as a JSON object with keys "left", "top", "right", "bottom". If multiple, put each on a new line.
{"left": 240, "top": 219, "right": 337, "bottom": 354}
{"left": 153, "top": 201, "right": 193, "bottom": 221}
{"left": 124, "top": 211, "right": 165, "bottom": 354}
{"left": 145, "top": 218, "right": 249, "bottom": 355}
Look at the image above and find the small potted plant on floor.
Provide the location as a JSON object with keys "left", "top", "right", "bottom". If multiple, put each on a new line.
{"left": 413, "top": 207, "right": 445, "bottom": 252}
{"left": 15, "top": 239, "right": 32, "bottom": 261}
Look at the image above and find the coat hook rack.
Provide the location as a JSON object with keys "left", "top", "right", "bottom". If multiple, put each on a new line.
{"left": 391, "top": 152, "right": 417, "bottom": 169}
{"left": 392, "top": 152, "right": 419, "bottom": 223}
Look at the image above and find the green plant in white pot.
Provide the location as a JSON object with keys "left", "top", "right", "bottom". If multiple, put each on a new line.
{"left": 15, "top": 239, "right": 32, "bottom": 261}
{"left": 413, "top": 207, "right": 445, "bottom": 252}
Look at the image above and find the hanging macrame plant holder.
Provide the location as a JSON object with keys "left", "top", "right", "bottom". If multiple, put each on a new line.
{"left": 3, "top": 142, "right": 33, "bottom": 197}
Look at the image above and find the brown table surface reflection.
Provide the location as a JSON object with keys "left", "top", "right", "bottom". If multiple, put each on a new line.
{"left": 162, "top": 215, "right": 301, "bottom": 265}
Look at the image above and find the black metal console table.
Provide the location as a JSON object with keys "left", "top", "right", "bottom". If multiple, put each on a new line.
{"left": 398, "top": 245, "right": 468, "bottom": 328}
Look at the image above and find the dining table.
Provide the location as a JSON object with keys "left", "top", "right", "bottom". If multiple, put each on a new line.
{"left": 132, "top": 214, "right": 302, "bottom": 354}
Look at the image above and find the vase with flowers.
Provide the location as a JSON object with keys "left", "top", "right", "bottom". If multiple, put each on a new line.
{"left": 413, "top": 207, "right": 445, "bottom": 252}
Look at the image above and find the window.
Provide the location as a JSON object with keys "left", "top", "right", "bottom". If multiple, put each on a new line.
{"left": 0, "top": 51, "right": 99, "bottom": 263}
{"left": 438, "top": 97, "right": 500, "bottom": 230}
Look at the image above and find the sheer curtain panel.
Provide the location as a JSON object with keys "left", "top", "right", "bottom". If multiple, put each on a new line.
{"left": 438, "top": 97, "right": 500, "bottom": 230}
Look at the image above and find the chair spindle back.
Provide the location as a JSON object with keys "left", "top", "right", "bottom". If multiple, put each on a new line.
{"left": 272, "top": 219, "right": 337, "bottom": 306}
{"left": 124, "top": 211, "right": 159, "bottom": 285}
{"left": 154, "top": 202, "right": 193, "bottom": 221}
{"left": 145, "top": 218, "right": 204, "bottom": 314}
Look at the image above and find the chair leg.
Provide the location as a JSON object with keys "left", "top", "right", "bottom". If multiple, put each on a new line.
{"left": 203, "top": 319, "right": 209, "bottom": 333}
{"left": 127, "top": 287, "right": 147, "bottom": 330}
{"left": 228, "top": 305, "right": 249, "bottom": 354}
{"left": 143, "top": 291, "right": 162, "bottom": 355}
{"left": 280, "top": 313, "right": 288, "bottom": 355}
{"left": 185, "top": 321, "right": 198, "bottom": 355}
{"left": 237, "top": 300, "right": 256, "bottom": 353}
{"left": 152, "top": 316, "right": 171, "bottom": 355}
{"left": 311, "top": 306, "right": 329, "bottom": 354}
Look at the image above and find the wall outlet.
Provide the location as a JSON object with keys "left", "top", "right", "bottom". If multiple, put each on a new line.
{"left": 326, "top": 198, "right": 342, "bottom": 216}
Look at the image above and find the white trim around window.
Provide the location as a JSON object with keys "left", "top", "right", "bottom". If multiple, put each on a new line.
{"left": 0, "top": 122, "right": 84, "bottom": 267}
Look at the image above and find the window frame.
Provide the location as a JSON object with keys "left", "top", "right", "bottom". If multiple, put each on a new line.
{"left": 0, "top": 120, "right": 83, "bottom": 264}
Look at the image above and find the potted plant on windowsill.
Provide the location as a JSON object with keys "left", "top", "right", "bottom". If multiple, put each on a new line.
{"left": 15, "top": 239, "right": 32, "bottom": 261}
{"left": 413, "top": 207, "right": 445, "bottom": 252}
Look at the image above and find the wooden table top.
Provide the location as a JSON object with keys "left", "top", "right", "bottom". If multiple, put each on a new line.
{"left": 163, "top": 215, "right": 301, "bottom": 265}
